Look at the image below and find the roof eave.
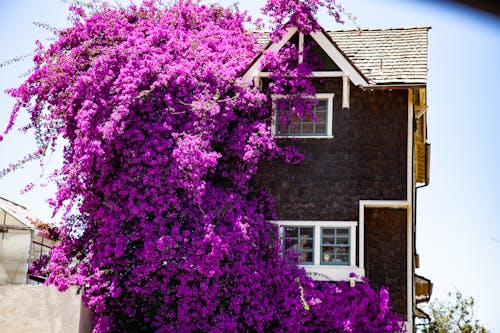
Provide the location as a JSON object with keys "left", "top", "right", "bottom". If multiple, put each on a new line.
{"left": 363, "top": 82, "right": 427, "bottom": 90}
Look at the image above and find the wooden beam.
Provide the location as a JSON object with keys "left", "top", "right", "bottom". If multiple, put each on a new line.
{"left": 342, "top": 75, "right": 350, "bottom": 110}
{"left": 298, "top": 32, "right": 304, "bottom": 64}
{"left": 256, "top": 71, "right": 345, "bottom": 78}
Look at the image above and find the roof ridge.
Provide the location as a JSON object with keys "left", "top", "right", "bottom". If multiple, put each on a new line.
{"left": 328, "top": 26, "right": 431, "bottom": 33}
{"left": 253, "top": 26, "right": 431, "bottom": 34}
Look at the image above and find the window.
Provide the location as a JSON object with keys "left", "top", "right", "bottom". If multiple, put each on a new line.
{"left": 320, "top": 227, "right": 350, "bottom": 265}
{"left": 283, "top": 226, "right": 314, "bottom": 265}
{"left": 275, "top": 221, "right": 363, "bottom": 281}
{"left": 28, "top": 236, "right": 53, "bottom": 284}
{"left": 273, "top": 93, "right": 334, "bottom": 138}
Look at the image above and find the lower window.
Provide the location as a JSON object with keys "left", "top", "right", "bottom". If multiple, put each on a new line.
{"left": 320, "top": 227, "right": 350, "bottom": 265}
{"left": 275, "top": 220, "right": 364, "bottom": 281}
{"left": 284, "top": 226, "right": 314, "bottom": 265}
{"left": 277, "top": 221, "right": 357, "bottom": 267}
{"left": 283, "top": 225, "right": 351, "bottom": 266}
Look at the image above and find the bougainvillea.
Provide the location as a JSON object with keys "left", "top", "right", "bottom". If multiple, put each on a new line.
{"left": 2, "top": 1, "right": 403, "bottom": 332}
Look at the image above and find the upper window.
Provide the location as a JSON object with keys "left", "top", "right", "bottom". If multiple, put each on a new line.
{"left": 273, "top": 93, "right": 334, "bottom": 138}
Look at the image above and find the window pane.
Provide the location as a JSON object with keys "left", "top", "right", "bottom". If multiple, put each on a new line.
{"left": 300, "top": 251, "right": 313, "bottom": 264}
{"left": 315, "top": 111, "right": 326, "bottom": 122}
{"left": 322, "top": 237, "right": 336, "bottom": 245}
{"left": 302, "top": 123, "right": 314, "bottom": 133}
{"left": 284, "top": 227, "right": 298, "bottom": 238}
{"left": 289, "top": 123, "right": 301, "bottom": 134}
{"left": 337, "top": 254, "right": 349, "bottom": 264}
{"left": 300, "top": 239, "right": 313, "bottom": 250}
{"left": 336, "top": 228, "right": 349, "bottom": 236}
{"left": 285, "top": 238, "right": 298, "bottom": 250}
{"left": 336, "top": 237, "right": 349, "bottom": 245}
{"left": 322, "top": 228, "right": 336, "bottom": 236}
{"left": 300, "top": 227, "right": 314, "bottom": 238}
{"left": 322, "top": 247, "right": 335, "bottom": 263}
{"left": 283, "top": 226, "right": 315, "bottom": 265}
{"left": 337, "top": 246, "right": 349, "bottom": 255}
{"left": 315, "top": 99, "right": 328, "bottom": 112}
{"left": 314, "top": 123, "right": 326, "bottom": 134}
{"left": 277, "top": 121, "right": 288, "bottom": 134}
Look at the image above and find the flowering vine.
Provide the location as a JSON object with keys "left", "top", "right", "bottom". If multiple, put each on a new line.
{"left": 2, "top": 0, "right": 402, "bottom": 332}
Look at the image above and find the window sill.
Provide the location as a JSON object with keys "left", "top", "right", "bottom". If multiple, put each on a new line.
{"left": 275, "top": 135, "right": 335, "bottom": 139}
{"left": 300, "top": 265, "right": 365, "bottom": 281}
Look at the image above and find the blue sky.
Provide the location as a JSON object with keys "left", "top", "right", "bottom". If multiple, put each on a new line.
{"left": 1, "top": 0, "right": 499, "bottom": 330}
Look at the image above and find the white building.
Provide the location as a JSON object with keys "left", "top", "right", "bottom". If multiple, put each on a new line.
{"left": 0, "top": 196, "right": 52, "bottom": 284}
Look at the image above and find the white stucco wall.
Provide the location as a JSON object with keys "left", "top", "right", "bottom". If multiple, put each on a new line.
{"left": 0, "top": 285, "right": 89, "bottom": 333}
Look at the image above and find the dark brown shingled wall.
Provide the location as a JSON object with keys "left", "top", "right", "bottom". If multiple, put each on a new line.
{"left": 364, "top": 208, "right": 408, "bottom": 318}
{"left": 257, "top": 78, "right": 408, "bottom": 221}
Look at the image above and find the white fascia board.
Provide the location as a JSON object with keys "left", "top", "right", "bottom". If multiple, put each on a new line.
{"left": 310, "top": 31, "right": 368, "bottom": 87}
{"left": 359, "top": 200, "right": 409, "bottom": 208}
{"left": 242, "top": 27, "right": 298, "bottom": 83}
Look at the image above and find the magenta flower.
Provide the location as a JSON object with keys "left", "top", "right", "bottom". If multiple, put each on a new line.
{"left": 3, "top": 1, "right": 403, "bottom": 332}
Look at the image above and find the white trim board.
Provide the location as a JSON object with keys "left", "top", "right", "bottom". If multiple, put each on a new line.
{"left": 242, "top": 27, "right": 297, "bottom": 83}
{"left": 358, "top": 199, "right": 412, "bottom": 331}
{"left": 358, "top": 200, "right": 409, "bottom": 271}
{"left": 242, "top": 29, "right": 368, "bottom": 87}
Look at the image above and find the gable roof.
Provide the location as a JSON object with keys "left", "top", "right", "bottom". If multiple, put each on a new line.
{"left": 253, "top": 27, "right": 430, "bottom": 86}
{"left": 243, "top": 27, "right": 369, "bottom": 86}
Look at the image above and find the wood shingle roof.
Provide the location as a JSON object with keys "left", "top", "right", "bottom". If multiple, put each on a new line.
{"left": 328, "top": 27, "right": 430, "bottom": 85}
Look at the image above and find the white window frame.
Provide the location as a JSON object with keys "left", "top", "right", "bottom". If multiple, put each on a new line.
{"left": 275, "top": 220, "right": 364, "bottom": 281}
{"left": 271, "top": 93, "right": 334, "bottom": 139}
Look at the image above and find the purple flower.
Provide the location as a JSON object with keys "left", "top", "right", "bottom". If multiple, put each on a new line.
{"left": 5, "top": 1, "right": 403, "bottom": 332}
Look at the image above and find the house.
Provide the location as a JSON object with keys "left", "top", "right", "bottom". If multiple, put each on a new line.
{"left": 0, "top": 196, "right": 53, "bottom": 284}
{"left": 243, "top": 26, "right": 433, "bottom": 331}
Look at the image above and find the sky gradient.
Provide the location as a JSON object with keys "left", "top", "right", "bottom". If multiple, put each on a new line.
{"left": 1, "top": 0, "right": 499, "bottom": 330}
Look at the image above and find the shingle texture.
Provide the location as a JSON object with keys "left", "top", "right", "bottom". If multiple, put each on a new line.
{"left": 257, "top": 82, "right": 408, "bottom": 221}
{"left": 255, "top": 27, "right": 430, "bottom": 85}
{"left": 327, "top": 28, "right": 429, "bottom": 85}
